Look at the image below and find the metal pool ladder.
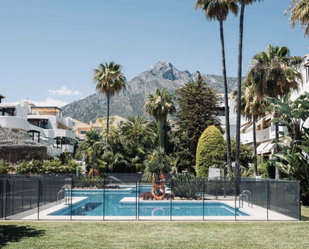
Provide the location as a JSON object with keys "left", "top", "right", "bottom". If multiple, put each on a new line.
{"left": 239, "top": 190, "right": 252, "bottom": 208}
{"left": 57, "top": 186, "right": 70, "bottom": 204}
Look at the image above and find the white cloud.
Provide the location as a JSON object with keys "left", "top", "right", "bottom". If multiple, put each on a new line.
{"left": 32, "top": 98, "right": 68, "bottom": 108}
{"left": 48, "top": 86, "right": 81, "bottom": 96}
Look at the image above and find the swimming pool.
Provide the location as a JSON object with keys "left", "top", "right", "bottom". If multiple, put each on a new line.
{"left": 49, "top": 187, "right": 248, "bottom": 217}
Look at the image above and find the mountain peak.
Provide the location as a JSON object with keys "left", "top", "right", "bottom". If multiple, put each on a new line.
{"left": 149, "top": 61, "right": 179, "bottom": 80}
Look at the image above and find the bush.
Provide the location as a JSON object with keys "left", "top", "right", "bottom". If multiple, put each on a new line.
{"left": 257, "top": 160, "right": 276, "bottom": 179}
{"left": 0, "top": 161, "right": 12, "bottom": 174}
{"left": 170, "top": 174, "right": 204, "bottom": 199}
{"left": 196, "top": 125, "right": 226, "bottom": 177}
{"left": 74, "top": 175, "right": 115, "bottom": 189}
{"left": 15, "top": 160, "right": 81, "bottom": 174}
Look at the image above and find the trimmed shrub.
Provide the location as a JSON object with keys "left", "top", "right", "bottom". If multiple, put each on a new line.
{"left": 196, "top": 125, "right": 226, "bottom": 177}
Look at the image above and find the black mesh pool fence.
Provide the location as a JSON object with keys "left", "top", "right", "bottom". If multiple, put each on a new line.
{"left": 0, "top": 177, "right": 301, "bottom": 221}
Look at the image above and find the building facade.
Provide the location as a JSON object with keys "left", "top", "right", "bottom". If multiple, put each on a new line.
{"left": 0, "top": 97, "right": 77, "bottom": 158}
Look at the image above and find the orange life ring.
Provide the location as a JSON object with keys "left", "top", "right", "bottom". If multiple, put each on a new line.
{"left": 152, "top": 173, "right": 166, "bottom": 188}
{"left": 88, "top": 169, "right": 99, "bottom": 176}
{"left": 152, "top": 185, "right": 165, "bottom": 200}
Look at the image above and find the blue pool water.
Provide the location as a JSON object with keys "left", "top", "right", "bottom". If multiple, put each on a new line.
{"left": 50, "top": 187, "right": 248, "bottom": 217}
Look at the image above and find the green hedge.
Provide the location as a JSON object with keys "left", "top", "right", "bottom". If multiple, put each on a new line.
{"left": 3, "top": 160, "right": 81, "bottom": 174}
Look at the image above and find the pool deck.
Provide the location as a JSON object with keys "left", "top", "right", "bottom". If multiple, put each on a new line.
{"left": 16, "top": 196, "right": 297, "bottom": 221}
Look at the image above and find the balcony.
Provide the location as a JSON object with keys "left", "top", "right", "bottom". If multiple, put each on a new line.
{"left": 54, "top": 129, "right": 76, "bottom": 139}
{"left": 0, "top": 116, "right": 29, "bottom": 131}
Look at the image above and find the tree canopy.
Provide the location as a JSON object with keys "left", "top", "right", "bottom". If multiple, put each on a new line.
{"left": 175, "top": 73, "right": 221, "bottom": 172}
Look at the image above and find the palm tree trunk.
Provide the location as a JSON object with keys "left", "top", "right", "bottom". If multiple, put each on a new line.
{"left": 253, "top": 121, "right": 258, "bottom": 177}
{"left": 236, "top": 4, "right": 245, "bottom": 180}
{"left": 275, "top": 111, "right": 280, "bottom": 179}
{"left": 158, "top": 120, "right": 165, "bottom": 150}
{"left": 106, "top": 93, "right": 110, "bottom": 148}
{"left": 219, "top": 20, "right": 232, "bottom": 175}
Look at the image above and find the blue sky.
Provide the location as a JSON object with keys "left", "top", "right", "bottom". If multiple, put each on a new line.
{"left": 1, "top": 0, "right": 308, "bottom": 106}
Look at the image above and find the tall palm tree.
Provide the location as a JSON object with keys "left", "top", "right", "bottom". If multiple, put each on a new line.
{"left": 93, "top": 61, "right": 126, "bottom": 148}
{"left": 246, "top": 45, "right": 303, "bottom": 179}
{"left": 143, "top": 88, "right": 176, "bottom": 150}
{"left": 235, "top": 0, "right": 263, "bottom": 179}
{"left": 195, "top": 0, "right": 238, "bottom": 174}
{"left": 232, "top": 84, "right": 269, "bottom": 177}
{"left": 287, "top": 0, "right": 309, "bottom": 36}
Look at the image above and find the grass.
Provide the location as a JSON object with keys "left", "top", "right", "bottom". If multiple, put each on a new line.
{"left": 0, "top": 206, "right": 308, "bottom": 249}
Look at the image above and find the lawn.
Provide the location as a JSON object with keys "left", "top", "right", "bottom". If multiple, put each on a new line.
{"left": 0, "top": 206, "right": 308, "bottom": 249}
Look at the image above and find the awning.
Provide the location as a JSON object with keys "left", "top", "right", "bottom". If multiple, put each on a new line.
{"left": 257, "top": 141, "right": 276, "bottom": 154}
{"left": 257, "top": 141, "right": 269, "bottom": 154}
{"left": 263, "top": 142, "right": 275, "bottom": 153}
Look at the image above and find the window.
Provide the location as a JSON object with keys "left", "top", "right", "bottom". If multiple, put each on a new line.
{"left": 109, "top": 121, "right": 114, "bottom": 125}
{"left": 172, "top": 124, "right": 175, "bottom": 128}
{"left": 119, "top": 120, "right": 124, "bottom": 125}
{"left": 80, "top": 130, "right": 87, "bottom": 134}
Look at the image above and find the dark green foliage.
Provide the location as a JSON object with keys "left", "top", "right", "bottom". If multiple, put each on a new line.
{"left": 256, "top": 160, "right": 275, "bottom": 179}
{"left": 0, "top": 161, "right": 12, "bottom": 174}
{"left": 171, "top": 174, "right": 204, "bottom": 199}
{"left": 230, "top": 138, "right": 254, "bottom": 168}
{"left": 175, "top": 74, "right": 221, "bottom": 172}
{"left": 14, "top": 160, "right": 80, "bottom": 174}
{"left": 196, "top": 126, "right": 226, "bottom": 177}
{"left": 143, "top": 147, "right": 171, "bottom": 180}
{"left": 74, "top": 174, "right": 114, "bottom": 189}
{"left": 59, "top": 152, "right": 71, "bottom": 165}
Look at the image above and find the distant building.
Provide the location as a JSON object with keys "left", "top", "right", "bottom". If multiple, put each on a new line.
{"left": 0, "top": 98, "right": 77, "bottom": 158}
{"left": 71, "top": 115, "right": 128, "bottom": 139}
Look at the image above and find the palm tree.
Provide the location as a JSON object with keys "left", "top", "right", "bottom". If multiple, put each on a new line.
{"left": 246, "top": 45, "right": 303, "bottom": 179}
{"left": 143, "top": 88, "right": 176, "bottom": 150}
{"left": 232, "top": 84, "right": 269, "bottom": 177}
{"left": 143, "top": 147, "right": 171, "bottom": 181}
{"left": 287, "top": 0, "right": 309, "bottom": 36}
{"left": 195, "top": 0, "right": 238, "bottom": 174}
{"left": 93, "top": 61, "right": 126, "bottom": 148}
{"left": 235, "top": 0, "right": 263, "bottom": 179}
{"left": 121, "top": 115, "right": 157, "bottom": 148}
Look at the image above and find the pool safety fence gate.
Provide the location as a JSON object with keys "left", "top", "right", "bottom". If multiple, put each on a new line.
{"left": 0, "top": 177, "right": 300, "bottom": 221}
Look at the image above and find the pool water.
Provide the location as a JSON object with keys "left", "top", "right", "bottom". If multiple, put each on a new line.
{"left": 50, "top": 187, "right": 248, "bottom": 217}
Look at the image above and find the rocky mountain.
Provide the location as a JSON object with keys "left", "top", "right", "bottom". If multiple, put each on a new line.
{"left": 62, "top": 62, "right": 240, "bottom": 123}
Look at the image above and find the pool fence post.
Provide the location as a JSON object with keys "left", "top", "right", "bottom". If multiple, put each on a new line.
{"left": 70, "top": 179, "right": 73, "bottom": 221}
{"left": 234, "top": 179, "right": 237, "bottom": 221}
{"left": 37, "top": 179, "right": 40, "bottom": 220}
{"left": 170, "top": 179, "right": 172, "bottom": 221}
{"left": 5, "top": 179, "right": 8, "bottom": 220}
{"left": 102, "top": 180, "right": 104, "bottom": 221}
{"left": 202, "top": 179, "right": 204, "bottom": 221}
{"left": 21, "top": 180, "right": 24, "bottom": 212}
{"left": 12, "top": 181, "right": 14, "bottom": 216}
{"left": 266, "top": 180, "right": 268, "bottom": 221}
{"left": 136, "top": 180, "right": 138, "bottom": 221}
{"left": 298, "top": 180, "right": 301, "bottom": 221}
{"left": 103, "top": 180, "right": 105, "bottom": 221}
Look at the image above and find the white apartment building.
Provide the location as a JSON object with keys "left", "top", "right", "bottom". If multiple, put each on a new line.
{"left": 239, "top": 53, "right": 309, "bottom": 159}
{"left": 0, "top": 96, "right": 78, "bottom": 158}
